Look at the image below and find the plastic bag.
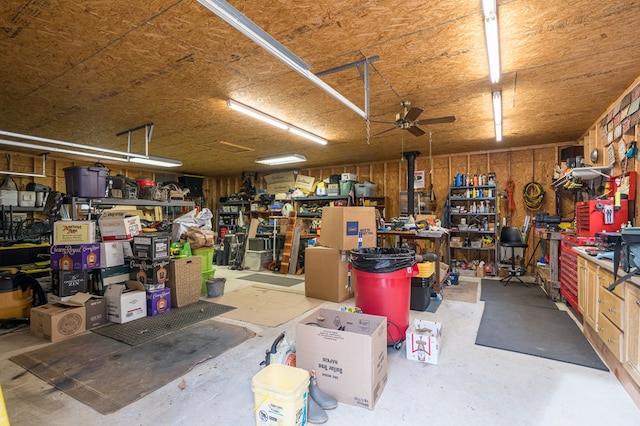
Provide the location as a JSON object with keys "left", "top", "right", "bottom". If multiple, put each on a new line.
{"left": 172, "top": 208, "right": 213, "bottom": 241}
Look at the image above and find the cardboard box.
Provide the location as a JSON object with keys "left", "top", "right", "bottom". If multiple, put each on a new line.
{"left": 296, "top": 308, "right": 387, "bottom": 410}
{"left": 97, "top": 264, "right": 131, "bottom": 290}
{"left": 133, "top": 234, "right": 171, "bottom": 260}
{"left": 30, "top": 304, "right": 86, "bottom": 342}
{"left": 295, "top": 175, "right": 316, "bottom": 193}
{"left": 129, "top": 258, "right": 170, "bottom": 287}
{"left": 305, "top": 246, "right": 352, "bottom": 302}
{"left": 98, "top": 211, "right": 142, "bottom": 240}
{"left": 244, "top": 249, "right": 273, "bottom": 271}
{"left": 267, "top": 182, "right": 295, "bottom": 194}
{"left": 264, "top": 171, "right": 296, "bottom": 185}
{"left": 167, "top": 257, "right": 202, "bottom": 307}
{"left": 50, "top": 243, "right": 100, "bottom": 270}
{"left": 100, "top": 241, "right": 125, "bottom": 267}
{"left": 105, "top": 280, "right": 147, "bottom": 323}
{"left": 85, "top": 297, "right": 107, "bottom": 329}
{"left": 341, "top": 173, "right": 358, "bottom": 182}
{"left": 405, "top": 319, "right": 442, "bottom": 364}
{"left": 53, "top": 220, "right": 97, "bottom": 244}
{"left": 146, "top": 288, "right": 171, "bottom": 316}
{"left": 51, "top": 270, "right": 88, "bottom": 297}
{"left": 320, "top": 207, "right": 377, "bottom": 250}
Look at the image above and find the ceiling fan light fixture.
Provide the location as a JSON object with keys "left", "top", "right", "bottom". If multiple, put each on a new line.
{"left": 227, "top": 99, "right": 327, "bottom": 145}
{"left": 492, "top": 90, "right": 502, "bottom": 142}
{"left": 482, "top": 0, "right": 501, "bottom": 84}
{"left": 255, "top": 154, "right": 307, "bottom": 166}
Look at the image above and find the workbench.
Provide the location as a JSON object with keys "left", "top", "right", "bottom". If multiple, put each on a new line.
{"left": 377, "top": 230, "right": 450, "bottom": 291}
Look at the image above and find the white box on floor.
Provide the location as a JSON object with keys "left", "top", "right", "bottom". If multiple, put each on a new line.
{"left": 405, "top": 319, "right": 442, "bottom": 364}
{"left": 105, "top": 280, "right": 147, "bottom": 323}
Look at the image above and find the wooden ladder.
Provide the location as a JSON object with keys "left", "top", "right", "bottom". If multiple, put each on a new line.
{"left": 280, "top": 213, "right": 300, "bottom": 274}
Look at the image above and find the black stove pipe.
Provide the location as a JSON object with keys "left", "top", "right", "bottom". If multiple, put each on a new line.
{"left": 404, "top": 151, "right": 420, "bottom": 216}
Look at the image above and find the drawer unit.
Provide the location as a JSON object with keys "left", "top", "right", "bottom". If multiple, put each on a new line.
{"left": 560, "top": 235, "right": 579, "bottom": 312}
{"left": 598, "top": 268, "right": 625, "bottom": 299}
{"left": 598, "top": 286, "right": 624, "bottom": 330}
{"left": 598, "top": 312, "right": 624, "bottom": 362}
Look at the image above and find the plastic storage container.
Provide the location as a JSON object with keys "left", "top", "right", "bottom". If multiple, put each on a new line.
{"left": 410, "top": 275, "right": 434, "bottom": 311}
{"left": 252, "top": 364, "right": 309, "bottom": 426}
{"left": 63, "top": 166, "right": 108, "bottom": 198}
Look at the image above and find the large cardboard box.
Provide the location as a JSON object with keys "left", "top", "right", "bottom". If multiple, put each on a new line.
{"left": 30, "top": 304, "right": 86, "bottom": 342}
{"left": 105, "top": 280, "right": 147, "bottom": 323}
{"left": 100, "top": 241, "right": 125, "bottom": 267}
{"left": 85, "top": 297, "right": 108, "bottom": 329}
{"left": 296, "top": 308, "right": 387, "bottom": 410}
{"left": 304, "top": 246, "right": 352, "bottom": 302}
{"left": 53, "top": 220, "right": 96, "bottom": 245}
{"left": 405, "top": 319, "right": 442, "bottom": 364}
{"left": 51, "top": 270, "right": 88, "bottom": 297}
{"left": 295, "top": 174, "right": 315, "bottom": 193}
{"left": 50, "top": 243, "right": 100, "bottom": 270}
{"left": 320, "top": 207, "right": 377, "bottom": 250}
{"left": 133, "top": 234, "right": 171, "bottom": 260}
{"left": 146, "top": 288, "right": 171, "bottom": 316}
{"left": 98, "top": 211, "right": 142, "bottom": 240}
{"left": 129, "top": 257, "right": 170, "bottom": 290}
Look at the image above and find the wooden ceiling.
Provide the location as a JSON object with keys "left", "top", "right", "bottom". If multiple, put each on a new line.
{"left": 2, "top": 0, "right": 640, "bottom": 177}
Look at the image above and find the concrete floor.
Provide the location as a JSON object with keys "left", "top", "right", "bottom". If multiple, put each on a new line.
{"left": 1, "top": 269, "right": 639, "bottom": 426}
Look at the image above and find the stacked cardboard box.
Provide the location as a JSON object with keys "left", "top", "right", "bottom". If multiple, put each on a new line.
{"left": 129, "top": 233, "right": 172, "bottom": 316}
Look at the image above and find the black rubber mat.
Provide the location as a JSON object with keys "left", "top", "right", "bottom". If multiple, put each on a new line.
{"left": 476, "top": 300, "right": 608, "bottom": 371}
{"left": 238, "top": 273, "right": 303, "bottom": 287}
{"left": 91, "top": 300, "right": 235, "bottom": 346}
{"left": 480, "top": 278, "right": 558, "bottom": 309}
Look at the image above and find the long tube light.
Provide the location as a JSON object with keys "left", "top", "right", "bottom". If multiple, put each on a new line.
{"left": 198, "top": 0, "right": 367, "bottom": 119}
{"left": 255, "top": 154, "right": 307, "bottom": 166}
{"left": 0, "top": 130, "right": 148, "bottom": 159}
{"left": 492, "top": 91, "right": 503, "bottom": 142}
{"left": 129, "top": 156, "right": 183, "bottom": 167}
{"left": 482, "top": 0, "right": 501, "bottom": 84}
{"left": 0, "top": 138, "right": 131, "bottom": 163}
{"left": 1, "top": 130, "right": 183, "bottom": 168}
{"left": 227, "top": 100, "right": 327, "bottom": 145}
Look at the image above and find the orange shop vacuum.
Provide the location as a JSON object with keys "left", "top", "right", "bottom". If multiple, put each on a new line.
{"left": 0, "top": 271, "right": 47, "bottom": 328}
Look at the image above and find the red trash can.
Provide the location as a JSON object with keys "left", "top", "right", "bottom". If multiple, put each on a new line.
{"left": 350, "top": 248, "right": 418, "bottom": 347}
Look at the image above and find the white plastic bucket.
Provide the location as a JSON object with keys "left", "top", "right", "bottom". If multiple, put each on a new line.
{"left": 252, "top": 364, "right": 309, "bottom": 426}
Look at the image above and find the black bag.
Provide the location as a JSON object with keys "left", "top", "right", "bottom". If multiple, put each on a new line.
{"left": 610, "top": 227, "right": 640, "bottom": 291}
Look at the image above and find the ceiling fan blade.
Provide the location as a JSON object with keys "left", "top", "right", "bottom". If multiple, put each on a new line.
{"left": 404, "top": 106, "right": 424, "bottom": 122}
{"left": 416, "top": 115, "right": 457, "bottom": 125}
{"left": 372, "top": 127, "right": 397, "bottom": 137}
{"left": 407, "top": 125, "right": 426, "bottom": 137}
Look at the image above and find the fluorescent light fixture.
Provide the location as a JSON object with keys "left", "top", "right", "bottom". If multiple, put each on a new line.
{"left": 227, "top": 100, "right": 328, "bottom": 145}
{"left": 1, "top": 131, "right": 183, "bottom": 167}
{"left": 492, "top": 90, "right": 503, "bottom": 142}
{"left": 482, "top": 0, "right": 501, "bottom": 84}
{"left": 255, "top": 154, "right": 307, "bottom": 166}
{"left": 198, "top": 0, "right": 366, "bottom": 119}
{"left": 129, "top": 156, "right": 183, "bottom": 167}
{"left": 0, "top": 138, "right": 130, "bottom": 163}
{"left": 227, "top": 100, "right": 288, "bottom": 130}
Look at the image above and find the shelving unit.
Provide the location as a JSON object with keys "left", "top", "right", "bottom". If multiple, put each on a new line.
{"left": 292, "top": 196, "right": 350, "bottom": 218}
{"left": 67, "top": 197, "right": 195, "bottom": 220}
{"left": 217, "top": 200, "right": 250, "bottom": 237}
{"left": 447, "top": 185, "right": 499, "bottom": 270}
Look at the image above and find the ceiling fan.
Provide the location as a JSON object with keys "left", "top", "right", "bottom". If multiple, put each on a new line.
{"left": 372, "top": 101, "right": 456, "bottom": 137}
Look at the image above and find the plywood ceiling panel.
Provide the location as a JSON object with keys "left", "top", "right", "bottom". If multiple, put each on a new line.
{"left": 2, "top": 0, "right": 640, "bottom": 176}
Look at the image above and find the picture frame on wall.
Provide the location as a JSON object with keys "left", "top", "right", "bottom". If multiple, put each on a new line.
{"left": 414, "top": 170, "right": 426, "bottom": 189}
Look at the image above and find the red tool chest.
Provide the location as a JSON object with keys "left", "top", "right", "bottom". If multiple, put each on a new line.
{"left": 575, "top": 199, "right": 628, "bottom": 237}
{"left": 559, "top": 234, "right": 596, "bottom": 313}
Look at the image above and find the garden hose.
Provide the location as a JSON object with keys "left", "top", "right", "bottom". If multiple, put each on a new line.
{"left": 523, "top": 181, "right": 545, "bottom": 210}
